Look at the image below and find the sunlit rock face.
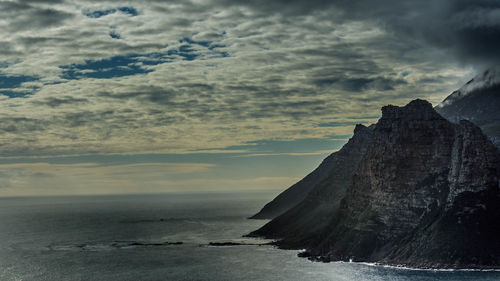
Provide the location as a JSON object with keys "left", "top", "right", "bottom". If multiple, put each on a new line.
{"left": 436, "top": 67, "right": 500, "bottom": 147}
{"left": 253, "top": 99, "right": 500, "bottom": 269}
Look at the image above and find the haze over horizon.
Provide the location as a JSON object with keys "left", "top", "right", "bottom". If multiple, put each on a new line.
{"left": 1, "top": 0, "right": 499, "bottom": 196}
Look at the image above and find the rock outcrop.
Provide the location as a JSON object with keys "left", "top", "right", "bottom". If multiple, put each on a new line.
{"left": 251, "top": 99, "right": 500, "bottom": 269}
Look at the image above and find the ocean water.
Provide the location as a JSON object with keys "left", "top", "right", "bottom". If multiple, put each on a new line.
{"left": 0, "top": 192, "right": 499, "bottom": 281}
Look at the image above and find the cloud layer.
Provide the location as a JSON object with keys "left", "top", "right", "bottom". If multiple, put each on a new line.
{"left": 2, "top": 0, "right": 491, "bottom": 159}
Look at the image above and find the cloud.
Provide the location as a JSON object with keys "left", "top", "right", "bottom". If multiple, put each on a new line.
{"left": 0, "top": 1, "right": 74, "bottom": 32}
{"left": 326, "top": 0, "right": 500, "bottom": 64}
{"left": 313, "top": 75, "right": 408, "bottom": 92}
{"left": 0, "top": 0, "right": 489, "bottom": 161}
{"left": 0, "top": 0, "right": 500, "bottom": 195}
{"left": 225, "top": 0, "right": 500, "bottom": 64}
{"left": 31, "top": 96, "right": 88, "bottom": 107}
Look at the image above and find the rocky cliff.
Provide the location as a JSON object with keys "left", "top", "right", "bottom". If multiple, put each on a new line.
{"left": 250, "top": 124, "right": 373, "bottom": 219}
{"left": 249, "top": 124, "right": 373, "bottom": 244}
{"left": 252, "top": 99, "right": 500, "bottom": 269}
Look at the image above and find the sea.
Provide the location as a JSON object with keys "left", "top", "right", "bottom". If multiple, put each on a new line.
{"left": 0, "top": 192, "right": 499, "bottom": 281}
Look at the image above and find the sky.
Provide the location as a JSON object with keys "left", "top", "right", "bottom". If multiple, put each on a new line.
{"left": 0, "top": 0, "right": 499, "bottom": 196}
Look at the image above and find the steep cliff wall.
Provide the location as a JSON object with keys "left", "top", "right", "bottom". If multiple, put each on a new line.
{"left": 304, "top": 100, "right": 500, "bottom": 268}
{"left": 253, "top": 99, "right": 500, "bottom": 269}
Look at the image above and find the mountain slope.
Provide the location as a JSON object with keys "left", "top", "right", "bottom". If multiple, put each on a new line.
{"left": 436, "top": 68, "right": 500, "bottom": 146}
{"left": 250, "top": 124, "right": 373, "bottom": 219}
{"left": 249, "top": 124, "right": 373, "bottom": 244}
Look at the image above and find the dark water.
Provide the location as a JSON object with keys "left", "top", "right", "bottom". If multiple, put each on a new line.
{"left": 0, "top": 193, "right": 499, "bottom": 281}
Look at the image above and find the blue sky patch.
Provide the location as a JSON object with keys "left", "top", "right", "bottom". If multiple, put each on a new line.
{"left": 0, "top": 90, "right": 37, "bottom": 98}
{"left": 60, "top": 54, "right": 157, "bottom": 80}
{"left": 221, "top": 137, "right": 348, "bottom": 154}
{"left": 60, "top": 39, "right": 229, "bottom": 80}
{"left": 0, "top": 74, "right": 39, "bottom": 98}
{"left": 178, "top": 45, "right": 199, "bottom": 61}
{"left": 117, "top": 7, "right": 138, "bottom": 16}
{"left": 83, "top": 6, "right": 138, "bottom": 18}
{"left": 109, "top": 30, "right": 121, "bottom": 39}
{"left": 84, "top": 8, "right": 115, "bottom": 18}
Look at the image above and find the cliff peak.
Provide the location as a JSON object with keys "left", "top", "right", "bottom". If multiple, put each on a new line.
{"left": 353, "top": 124, "right": 368, "bottom": 134}
{"left": 405, "top": 98, "right": 433, "bottom": 109}
{"left": 381, "top": 99, "right": 439, "bottom": 121}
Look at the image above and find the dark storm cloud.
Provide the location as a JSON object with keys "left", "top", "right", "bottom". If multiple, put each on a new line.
{"left": 214, "top": 0, "right": 335, "bottom": 15}
{"left": 364, "top": 0, "right": 500, "bottom": 64}
{"left": 0, "top": 1, "right": 74, "bottom": 31}
{"left": 361, "top": 0, "right": 500, "bottom": 64}
{"left": 215, "top": 0, "right": 500, "bottom": 64}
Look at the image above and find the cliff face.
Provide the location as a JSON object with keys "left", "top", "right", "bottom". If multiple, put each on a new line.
{"left": 249, "top": 124, "right": 373, "bottom": 244}
{"left": 253, "top": 99, "right": 500, "bottom": 269}
{"left": 383, "top": 120, "right": 500, "bottom": 268}
{"left": 250, "top": 124, "right": 373, "bottom": 220}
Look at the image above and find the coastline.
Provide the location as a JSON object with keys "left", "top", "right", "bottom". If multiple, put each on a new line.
{"left": 302, "top": 253, "right": 500, "bottom": 271}
{"left": 242, "top": 235, "right": 500, "bottom": 271}
{"left": 262, "top": 239, "right": 500, "bottom": 271}
{"left": 351, "top": 261, "right": 500, "bottom": 272}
